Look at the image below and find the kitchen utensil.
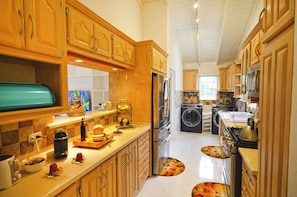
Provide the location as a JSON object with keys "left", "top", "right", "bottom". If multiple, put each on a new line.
{"left": 0, "top": 155, "right": 21, "bottom": 190}
{"left": 54, "top": 129, "right": 68, "bottom": 159}
{"left": 239, "top": 117, "right": 258, "bottom": 142}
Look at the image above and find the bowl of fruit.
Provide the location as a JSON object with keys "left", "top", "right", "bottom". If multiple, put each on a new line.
{"left": 22, "top": 156, "right": 46, "bottom": 173}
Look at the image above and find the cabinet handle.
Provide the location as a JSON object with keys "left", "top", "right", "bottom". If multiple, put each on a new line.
{"left": 18, "top": 10, "right": 24, "bottom": 35}
{"left": 255, "top": 43, "right": 260, "bottom": 56}
{"left": 98, "top": 175, "right": 103, "bottom": 192}
{"left": 127, "top": 152, "right": 132, "bottom": 163}
{"left": 102, "top": 172, "right": 107, "bottom": 189}
{"left": 76, "top": 186, "right": 81, "bottom": 196}
{"left": 29, "top": 14, "right": 34, "bottom": 39}
{"left": 259, "top": 8, "right": 265, "bottom": 32}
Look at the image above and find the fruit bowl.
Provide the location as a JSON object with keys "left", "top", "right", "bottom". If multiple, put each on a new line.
{"left": 23, "top": 156, "right": 46, "bottom": 173}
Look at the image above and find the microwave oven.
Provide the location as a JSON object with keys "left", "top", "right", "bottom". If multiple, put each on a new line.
{"left": 247, "top": 63, "right": 260, "bottom": 98}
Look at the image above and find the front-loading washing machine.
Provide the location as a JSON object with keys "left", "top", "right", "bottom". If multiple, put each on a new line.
{"left": 181, "top": 103, "right": 203, "bottom": 132}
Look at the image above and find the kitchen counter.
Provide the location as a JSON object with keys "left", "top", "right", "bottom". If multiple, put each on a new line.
{"left": 47, "top": 109, "right": 117, "bottom": 129}
{"left": 0, "top": 123, "right": 150, "bottom": 197}
{"left": 218, "top": 111, "right": 250, "bottom": 128}
{"left": 239, "top": 147, "right": 258, "bottom": 175}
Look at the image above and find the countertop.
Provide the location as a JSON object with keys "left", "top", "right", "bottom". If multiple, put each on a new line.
{"left": 0, "top": 123, "right": 150, "bottom": 197}
{"left": 239, "top": 147, "right": 258, "bottom": 176}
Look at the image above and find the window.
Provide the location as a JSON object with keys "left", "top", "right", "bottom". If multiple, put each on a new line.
{"left": 199, "top": 76, "right": 217, "bottom": 100}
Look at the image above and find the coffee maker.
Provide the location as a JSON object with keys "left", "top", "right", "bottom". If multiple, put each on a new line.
{"left": 54, "top": 129, "right": 68, "bottom": 159}
{"left": 0, "top": 155, "right": 21, "bottom": 190}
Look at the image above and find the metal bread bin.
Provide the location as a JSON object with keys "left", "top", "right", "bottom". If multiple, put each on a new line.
{"left": 0, "top": 82, "right": 55, "bottom": 112}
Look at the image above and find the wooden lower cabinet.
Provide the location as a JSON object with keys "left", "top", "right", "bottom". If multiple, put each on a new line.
{"left": 241, "top": 160, "right": 257, "bottom": 197}
{"left": 117, "top": 140, "right": 138, "bottom": 197}
{"left": 56, "top": 180, "right": 81, "bottom": 197}
{"left": 137, "top": 132, "right": 150, "bottom": 189}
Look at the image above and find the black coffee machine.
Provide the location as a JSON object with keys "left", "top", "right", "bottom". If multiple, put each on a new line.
{"left": 54, "top": 129, "right": 68, "bottom": 159}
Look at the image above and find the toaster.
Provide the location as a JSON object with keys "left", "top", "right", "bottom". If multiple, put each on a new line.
{"left": 0, "top": 155, "right": 21, "bottom": 190}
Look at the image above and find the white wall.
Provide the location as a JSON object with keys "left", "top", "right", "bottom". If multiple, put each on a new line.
{"left": 78, "top": 0, "right": 142, "bottom": 41}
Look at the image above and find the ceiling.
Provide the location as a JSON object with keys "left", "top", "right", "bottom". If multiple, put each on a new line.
{"left": 142, "top": 0, "right": 258, "bottom": 66}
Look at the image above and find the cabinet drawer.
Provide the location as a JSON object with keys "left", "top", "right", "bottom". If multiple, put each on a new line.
{"left": 138, "top": 132, "right": 149, "bottom": 147}
{"left": 138, "top": 165, "right": 149, "bottom": 189}
{"left": 138, "top": 141, "right": 149, "bottom": 159}
{"left": 138, "top": 152, "right": 149, "bottom": 171}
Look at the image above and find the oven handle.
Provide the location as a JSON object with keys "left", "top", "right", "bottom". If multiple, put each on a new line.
{"left": 159, "top": 134, "right": 172, "bottom": 145}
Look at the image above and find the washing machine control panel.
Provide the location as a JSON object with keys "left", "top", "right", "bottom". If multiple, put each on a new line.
{"left": 181, "top": 103, "right": 202, "bottom": 108}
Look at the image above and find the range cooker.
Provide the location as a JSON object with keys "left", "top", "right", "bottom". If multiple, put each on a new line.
{"left": 221, "top": 126, "right": 258, "bottom": 197}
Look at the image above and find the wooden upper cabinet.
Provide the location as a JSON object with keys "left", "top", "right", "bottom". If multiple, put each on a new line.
{"left": 250, "top": 31, "right": 262, "bottom": 66}
{"left": 0, "top": 0, "right": 65, "bottom": 58}
{"left": 66, "top": 6, "right": 112, "bottom": 59}
{"left": 112, "top": 34, "right": 135, "bottom": 67}
{"left": 151, "top": 47, "right": 167, "bottom": 74}
{"left": 183, "top": 69, "right": 198, "bottom": 91}
{"left": 262, "top": 0, "right": 295, "bottom": 42}
{"left": 219, "top": 68, "right": 227, "bottom": 92}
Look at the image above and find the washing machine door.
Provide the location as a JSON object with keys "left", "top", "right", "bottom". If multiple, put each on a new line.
{"left": 181, "top": 108, "right": 202, "bottom": 127}
{"left": 213, "top": 110, "right": 220, "bottom": 127}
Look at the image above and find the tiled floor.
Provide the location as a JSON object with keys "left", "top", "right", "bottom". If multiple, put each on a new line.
{"left": 136, "top": 130, "right": 225, "bottom": 197}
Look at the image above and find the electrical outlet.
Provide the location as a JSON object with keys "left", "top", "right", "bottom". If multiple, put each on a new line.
{"left": 28, "top": 131, "right": 42, "bottom": 143}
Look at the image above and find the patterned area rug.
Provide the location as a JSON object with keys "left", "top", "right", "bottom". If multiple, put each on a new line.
{"left": 159, "top": 157, "right": 185, "bottom": 176}
{"left": 192, "top": 182, "right": 230, "bottom": 197}
{"left": 201, "top": 146, "right": 229, "bottom": 159}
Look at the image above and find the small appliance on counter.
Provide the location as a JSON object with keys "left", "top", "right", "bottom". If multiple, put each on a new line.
{"left": 54, "top": 129, "right": 68, "bottom": 159}
{"left": 0, "top": 155, "right": 21, "bottom": 190}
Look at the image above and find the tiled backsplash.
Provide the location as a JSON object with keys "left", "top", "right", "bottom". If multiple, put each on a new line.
{"left": 183, "top": 91, "right": 235, "bottom": 105}
{"left": 0, "top": 114, "right": 116, "bottom": 159}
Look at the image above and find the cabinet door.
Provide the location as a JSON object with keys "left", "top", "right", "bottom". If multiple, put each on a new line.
{"left": 183, "top": 69, "right": 197, "bottom": 91}
{"left": 93, "top": 23, "right": 112, "bottom": 59}
{"left": 250, "top": 31, "right": 261, "bottom": 66}
{"left": 151, "top": 47, "right": 160, "bottom": 71}
{"left": 101, "top": 156, "right": 117, "bottom": 197}
{"left": 67, "top": 6, "right": 94, "bottom": 52}
{"left": 219, "top": 68, "right": 226, "bottom": 91}
{"left": 262, "top": 0, "right": 294, "bottom": 42}
{"left": 25, "top": 0, "right": 65, "bottom": 57}
{"left": 112, "top": 35, "right": 135, "bottom": 66}
{"left": 129, "top": 140, "right": 138, "bottom": 197}
{"left": 258, "top": 26, "right": 293, "bottom": 197}
{"left": 0, "top": 0, "right": 25, "bottom": 49}
{"left": 56, "top": 181, "right": 80, "bottom": 197}
{"left": 81, "top": 167, "right": 100, "bottom": 197}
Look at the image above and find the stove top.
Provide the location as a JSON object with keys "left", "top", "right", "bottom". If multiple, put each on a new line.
{"left": 228, "top": 127, "right": 258, "bottom": 149}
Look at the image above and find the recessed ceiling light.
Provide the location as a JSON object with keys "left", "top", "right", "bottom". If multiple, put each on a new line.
{"left": 74, "top": 59, "right": 83, "bottom": 63}
{"left": 193, "top": 3, "right": 198, "bottom": 9}
{"left": 112, "top": 68, "right": 118, "bottom": 71}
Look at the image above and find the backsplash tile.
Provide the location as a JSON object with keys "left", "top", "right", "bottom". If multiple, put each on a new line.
{"left": 2, "top": 130, "right": 18, "bottom": 146}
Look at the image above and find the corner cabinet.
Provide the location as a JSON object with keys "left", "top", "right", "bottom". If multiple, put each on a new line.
{"left": 183, "top": 69, "right": 198, "bottom": 91}
{"left": 117, "top": 140, "right": 138, "bottom": 197}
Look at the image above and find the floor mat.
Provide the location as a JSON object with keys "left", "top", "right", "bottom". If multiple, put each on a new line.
{"left": 192, "top": 182, "right": 230, "bottom": 197}
{"left": 159, "top": 157, "right": 185, "bottom": 176}
{"left": 201, "top": 146, "right": 229, "bottom": 159}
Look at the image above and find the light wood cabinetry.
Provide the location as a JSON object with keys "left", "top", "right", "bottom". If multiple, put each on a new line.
{"left": 219, "top": 67, "right": 227, "bottom": 92}
{"left": 241, "top": 160, "right": 257, "bottom": 197}
{"left": 56, "top": 181, "right": 80, "bottom": 197}
{"left": 66, "top": 0, "right": 135, "bottom": 70}
{"left": 0, "top": 0, "right": 65, "bottom": 58}
{"left": 183, "top": 69, "right": 198, "bottom": 91}
{"left": 66, "top": 6, "right": 112, "bottom": 59}
{"left": 152, "top": 47, "right": 167, "bottom": 74}
{"left": 81, "top": 155, "right": 116, "bottom": 197}
{"left": 112, "top": 34, "right": 135, "bottom": 66}
{"left": 250, "top": 31, "right": 262, "bottom": 66}
{"left": 241, "top": 43, "right": 250, "bottom": 94}
{"left": 262, "top": 0, "right": 295, "bottom": 43}
{"left": 137, "top": 132, "right": 150, "bottom": 189}
{"left": 226, "top": 63, "right": 234, "bottom": 91}
{"left": 117, "top": 140, "right": 138, "bottom": 197}
{"left": 258, "top": 25, "right": 294, "bottom": 197}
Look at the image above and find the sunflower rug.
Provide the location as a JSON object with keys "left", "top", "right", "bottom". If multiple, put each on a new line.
{"left": 201, "top": 146, "right": 229, "bottom": 159}
{"left": 159, "top": 157, "right": 185, "bottom": 176}
{"left": 192, "top": 182, "right": 230, "bottom": 197}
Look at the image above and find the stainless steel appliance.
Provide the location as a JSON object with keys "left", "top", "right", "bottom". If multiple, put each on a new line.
{"left": 247, "top": 62, "right": 260, "bottom": 98}
{"left": 181, "top": 103, "right": 202, "bottom": 132}
{"left": 221, "top": 126, "right": 257, "bottom": 197}
{"left": 0, "top": 155, "right": 21, "bottom": 190}
{"left": 152, "top": 73, "right": 171, "bottom": 175}
{"left": 212, "top": 104, "right": 236, "bottom": 134}
{"left": 54, "top": 129, "right": 68, "bottom": 159}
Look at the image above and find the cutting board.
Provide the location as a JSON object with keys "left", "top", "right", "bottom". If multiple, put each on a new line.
{"left": 73, "top": 134, "right": 114, "bottom": 149}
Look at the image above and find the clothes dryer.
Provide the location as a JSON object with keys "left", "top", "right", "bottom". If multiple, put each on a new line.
{"left": 181, "top": 103, "right": 202, "bottom": 132}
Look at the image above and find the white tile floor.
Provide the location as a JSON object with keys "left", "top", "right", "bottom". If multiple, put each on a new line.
{"left": 136, "top": 130, "right": 225, "bottom": 197}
